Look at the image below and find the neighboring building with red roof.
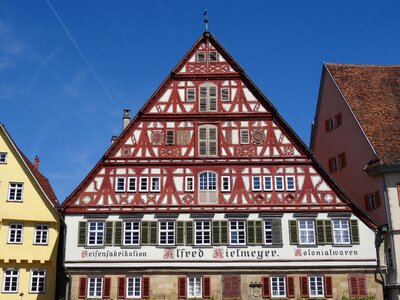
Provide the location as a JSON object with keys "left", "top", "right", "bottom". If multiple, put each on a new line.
{"left": 62, "top": 34, "right": 382, "bottom": 299}
{"left": 311, "top": 63, "right": 400, "bottom": 298}
{"left": 0, "top": 123, "right": 61, "bottom": 300}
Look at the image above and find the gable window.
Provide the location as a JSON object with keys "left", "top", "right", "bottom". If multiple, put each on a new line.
{"left": 332, "top": 219, "right": 350, "bottom": 244}
{"left": 286, "top": 176, "right": 296, "bottom": 191}
{"left": 198, "top": 171, "right": 217, "bottom": 203}
{"left": 29, "top": 270, "right": 46, "bottom": 293}
{"left": 8, "top": 182, "right": 23, "bottom": 201}
{"left": 87, "top": 221, "right": 104, "bottom": 246}
{"left": 197, "top": 51, "right": 206, "bottom": 62}
{"left": 88, "top": 277, "right": 103, "bottom": 298}
{"left": 334, "top": 113, "right": 342, "bottom": 128}
{"left": 298, "top": 220, "right": 315, "bottom": 245}
{"left": 2, "top": 269, "right": 19, "bottom": 293}
{"left": 221, "top": 88, "right": 230, "bottom": 101}
{"left": 338, "top": 152, "right": 347, "bottom": 169}
{"left": 195, "top": 221, "right": 211, "bottom": 245}
{"left": 116, "top": 177, "right": 126, "bottom": 192}
{"left": 328, "top": 157, "right": 337, "bottom": 173}
{"left": 128, "top": 177, "right": 136, "bottom": 192}
{"left": 309, "top": 276, "right": 324, "bottom": 298}
{"left": 198, "top": 125, "right": 217, "bottom": 156}
{"left": 365, "top": 191, "right": 381, "bottom": 210}
{"left": 185, "top": 176, "right": 194, "bottom": 192}
{"left": 8, "top": 223, "right": 23, "bottom": 244}
{"left": 209, "top": 51, "right": 218, "bottom": 62}
{"left": 325, "top": 118, "right": 334, "bottom": 132}
{"left": 139, "top": 177, "right": 149, "bottom": 192}
{"left": 240, "top": 129, "right": 250, "bottom": 144}
{"left": 150, "top": 177, "right": 161, "bottom": 192}
{"left": 275, "top": 176, "right": 284, "bottom": 191}
{"left": 186, "top": 88, "right": 196, "bottom": 102}
{"left": 124, "top": 221, "right": 140, "bottom": 245}
{"left": 271, "top": 276, "right": 286, "bottom": 297}
{"left": 252, "top": 176, "right": 262, "bottom": 191}
{"left": 166, "top": 130, "right": 175, "bottom": 145}
{"left": 229, "top": 221, "right": 246, "bottom": 245}
{"left": 127, "top": 276, "right": 142, "bottom": 297}
{"left": 159, "top": 221, "right": 175, "bottom": 245}
{"left": 264, "top": 176, "right": 273, "bottom": 191}
{"left": 221, "top": 176, "right": 230, "bottom": 192}
{"left": 199, "top": 83, "right": 217, "bottom": 112}
{"left": 34, "top": 224, "right": 49, "bottom": 245}
{"left": 0, "top": 152, "right": 7, "bottom": 163}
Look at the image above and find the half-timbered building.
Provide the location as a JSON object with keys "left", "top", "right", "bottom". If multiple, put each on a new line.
{"left": 62, "top": 32, "right": 382, "bottom": 300}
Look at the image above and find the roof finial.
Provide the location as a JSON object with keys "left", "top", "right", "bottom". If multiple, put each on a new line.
{"left": 203, "top": 9, "right": 209, "bottom": 32}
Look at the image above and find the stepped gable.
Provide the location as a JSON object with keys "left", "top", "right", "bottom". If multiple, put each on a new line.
{"left": 62, "top": 33, "right": 376, "bottom": 229}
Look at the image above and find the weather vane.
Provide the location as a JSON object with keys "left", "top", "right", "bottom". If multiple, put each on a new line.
{"left": 204, "top": 9, "right": 209, "bottom": 32}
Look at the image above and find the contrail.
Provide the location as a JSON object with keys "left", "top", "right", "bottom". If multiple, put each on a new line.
{"left": 46, "top": 0, "right": 121, "bottom": 109}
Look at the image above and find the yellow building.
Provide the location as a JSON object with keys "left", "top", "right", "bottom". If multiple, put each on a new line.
{"left": 0, "top": 124, "right": 60, "bottom": 299}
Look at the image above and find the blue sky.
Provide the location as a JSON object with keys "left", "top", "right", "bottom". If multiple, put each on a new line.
{"left": 1, "top": 1, "right": 400, "bottom": 202}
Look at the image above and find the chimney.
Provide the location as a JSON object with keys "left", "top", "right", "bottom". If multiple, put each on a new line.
{"left": 123, "top": 109, "right": 131, "bottom": 130}
{"left": 111, "top": 135, "right": 118, "bottom": 144}
{"left": 33, "top": 155, "right": 40, "bottom": 171}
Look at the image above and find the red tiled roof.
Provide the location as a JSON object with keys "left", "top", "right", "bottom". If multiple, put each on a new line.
{"left": 326, "top": 63, "right": 400, "bottom": 164}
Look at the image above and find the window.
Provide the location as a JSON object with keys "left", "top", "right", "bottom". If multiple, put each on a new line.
{"left": 264, "top": 220, "right": 273, "bottom": 245}
{"left": 338, "top": 152, "right": 347, "bottom": 169}
{"left": 139, "top": 177, "right": 149, "bottom": 192}
{"left": 365, "top": 191, "right": 381, "bottom": 210}
{"left": 286, "top": 176, "right": 295, "bottom": 191}
{"left": 252, "top": 176, "right": 262, "bottom": 191}
{"left": 264, "top": 176, "right": 273, "bottom": 191}
{"left": 8, "top": 182, "right": 23, "bottom": 201}
{"left": 88, "top": 277, "right": 103, "bottom": 298}
{"left": 2, "top": 269, "right": 19, "bottom": 293}
{"left": 34, "top": 224, "right": 49, "bottom": 245}
{"left": 332, "top": 219, "right": 350, "bottom": 244}
{"left": 159, "top": 221, "right": 175, "bottom": 245}
{"left": 271, "top": 276, "right": 286, "bottom": 297}
{"left": 198, "top": 125, "right": 217, "bottom": 156}
{"left": 195, "top": 221, "right": 211, "bottom": 245}
{"left": 187, "top": 276, "right": 202, "bottom": 298}
{"left": 240, "top": 129, "right": 250, "bottom": 144}
{"left": 8, "top": 223, "right": 23, "bottom": 244}
{"left": 386, "top": 248, "right": 394, "bottom": 270}
{"left": 275, "top": 176, "right": 284, "bottom": 191}
{"left": 166, "top": 130, "right": 175, "bottom": 145}
{"left": 325, "top": 118, "right": 334, "bottom": 132}
{"left": 150, "top": 177, "right": 161, "bottom": 192}
{"left": 209, "top": 51, "right": 218, "bottom": 62}
{"left": 124, "top": 221, "right": 140, "bottom": 245}
{"left": 0, "top": 152, "right": 7, "bottom": 163}
{"left": 185, "top": 177, "right": 194, "bottom": 192}
{"left": 87, "top": 221, "right": 104, "bottom": 246}
{"left": 298, "top": 220, "right": 315, "bottom": 245}
{"left": 309, "top": 276, "right": 324, "bottom": 297}
{"left": 221, "top": 88, "right": 230, "bottom": 101}
{"left": 328, "top": 157, "right": 337, "bottom": 173}
{"left": 229, "top": 221, "right": 246, "bottom": 245}
{"left": 186, "top": 88, "right": 196, "bottom": 102}
{"left": 221, "top": 176, "right": 230, "bottom": 192}
{"left": 127, "top": 277, "right": 142, "bottom": 298}
{"left": 197, "top": 51, "right": 205, "bottom": 62}
{"left": 30, "top": 270, "right": 46, "bottom": 293}
{"left": 116, "top": 177, "right": 125, "bottom": 192}
{"left": 349, "top": 274, "right": 367, "bottom": 297}
{"left": 198, "top": 171, "right": 217, "bottom": 203}
{"left": 199, "top": 83, "right": 217, "bottom": 112}
{"left": 334, "top": 113, "right": 342, "bottom": 128}
{"left": 128, "top": 177, "right": 136, "bottom": 192}
{"left": 223, "top": 276, "right": 241, "bottom": 298}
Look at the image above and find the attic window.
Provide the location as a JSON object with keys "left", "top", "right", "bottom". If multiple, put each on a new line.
{"left": 209, "top": 51, "right": 218, "bottom": 62}
{"left": 334, "top": 113, "right": 342, "bottom": 128}
{"left": 166, "top": 130, "right": 175, "bottom": 145}
{"left": 197, "top": 51, "right": 206, "bottom": 62}
{"left": 221, "top": 88, "right": 230, "bottom": 102}
{"left": 186, "top": 88, "right": 195, "bottom": 102}
{"left": 328, "top": 157, "right": 337, "bottom": 173}
{"left": 0, "top": 152, "right": 7, "bottom": 163}
{"left": 240, "top": 129, "right": 250, "bottom": 144}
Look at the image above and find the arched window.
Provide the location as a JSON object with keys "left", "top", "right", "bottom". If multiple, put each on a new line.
{"left": 198, "top": 171, "right": 218, "bottom": 203}
{"left": 199, "top": 83, "right": 217, "bottom": 112}
{"left": 198, "top": 125, "right": 218, "bottom": 157}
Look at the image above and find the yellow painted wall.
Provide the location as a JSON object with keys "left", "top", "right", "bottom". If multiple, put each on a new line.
{"left": 0, "top": 127, "right": 60, "bottom": 299}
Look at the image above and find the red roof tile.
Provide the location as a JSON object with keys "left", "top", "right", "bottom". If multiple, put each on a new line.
{"left": 326, "top": 63, "right": 400, "bottom": 164}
